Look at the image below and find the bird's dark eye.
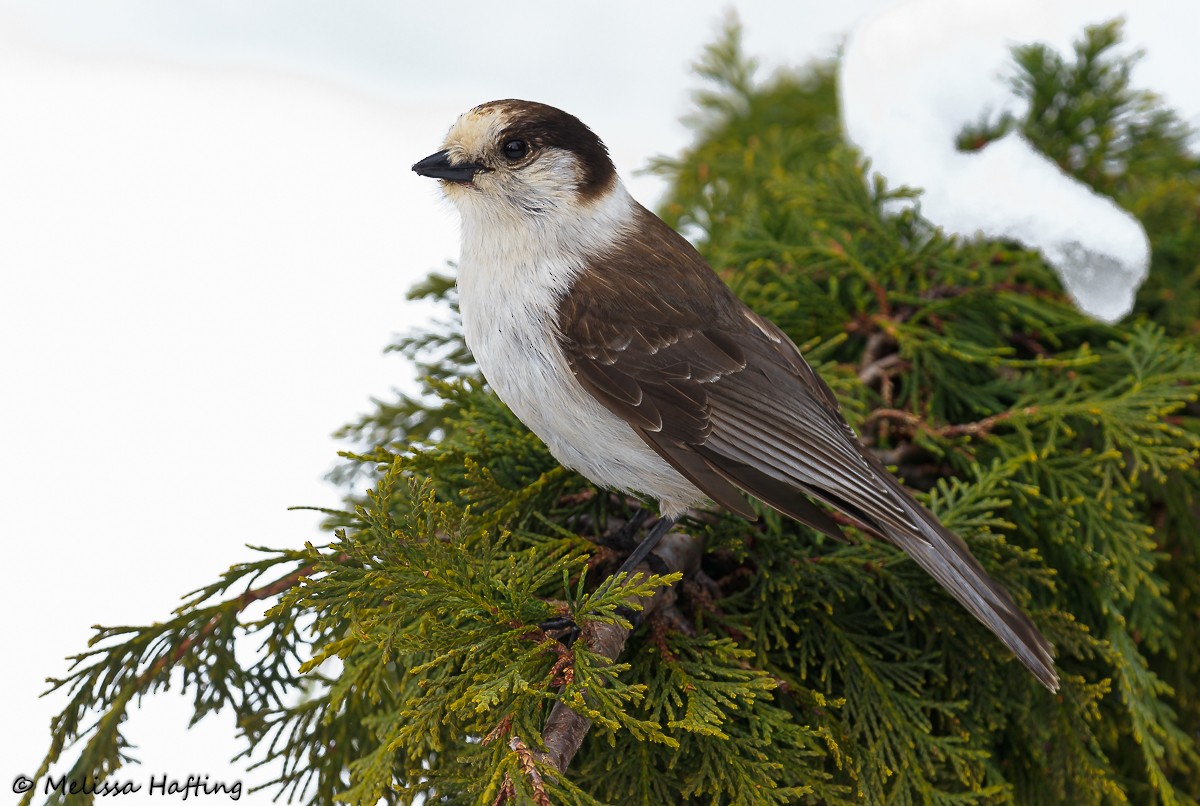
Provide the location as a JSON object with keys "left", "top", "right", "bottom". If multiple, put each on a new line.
{"left": 502, "top": 139, "right": 528, "bottom": 161}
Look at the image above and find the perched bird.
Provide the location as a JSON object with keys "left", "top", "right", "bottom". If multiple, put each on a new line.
{"left": 413, "top": 99, "right": 1058, "bottom": 690}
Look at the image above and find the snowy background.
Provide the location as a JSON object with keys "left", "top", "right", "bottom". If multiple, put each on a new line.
{"left": 2, "top": 1, "right": 1196, "bottom": 802}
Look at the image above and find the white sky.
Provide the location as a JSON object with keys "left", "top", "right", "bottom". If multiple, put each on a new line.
{"left": 1, "top": 2, "right": 1194, "bottom": 803}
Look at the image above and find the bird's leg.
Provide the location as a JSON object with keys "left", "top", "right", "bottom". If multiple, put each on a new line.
{"left": 538, "top": 514, "right": 677, "bottom": 644}
{"left": 603, "top": 507, "right": 649, "bottom": 551}
{"left": 613, "top": 515, "right": 676, "bottom": 578}
{"left": 609, "top": 515, "right": 677, "bottom": 629}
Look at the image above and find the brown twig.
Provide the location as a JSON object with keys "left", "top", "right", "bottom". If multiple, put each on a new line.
{"left": 134, "top": 555, "right": 346, "bottom": 689}
{"left": 858, "top": 353, "right": 905, "bottom": 388}
{"left": 866, "top": 407, "right": 1037, "bottom": 440}
{"left": 508, "top": 736, "right": 553, "bottom": 806}
{"left": 537, "top": 530, "right": 705, "bottom": 774}
{"left": 918, "top": 282, "right": 1068, "bottom": 304}
{"left": 857, "top": 328, "right": 903, "bottom": 424}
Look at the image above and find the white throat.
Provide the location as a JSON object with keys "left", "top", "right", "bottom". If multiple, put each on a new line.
{"left": 456, "top": 179, "right": 635, "bottom": 298}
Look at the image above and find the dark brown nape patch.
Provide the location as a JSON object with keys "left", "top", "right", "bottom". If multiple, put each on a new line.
{"left": 478, "top": 99, "right": 617, "bottom": 201}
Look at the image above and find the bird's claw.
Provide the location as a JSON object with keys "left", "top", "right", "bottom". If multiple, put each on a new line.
{"left": 538, "top": 616, "right": 581, "bottom": 647}
{"left": 538, "top": 606, "right": 646, "bottom": 647}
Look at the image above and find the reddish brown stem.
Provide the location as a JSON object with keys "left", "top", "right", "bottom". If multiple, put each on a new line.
{"left": 135, "top": 555, "right": 345, "bottom": 688}
{"left": 867, "top": 406, "right": 1037, "bottom": 439}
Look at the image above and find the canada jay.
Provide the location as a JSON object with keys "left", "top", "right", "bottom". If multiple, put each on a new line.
{"left": 413, "top": 99, "right": 1058, "bottom": 691}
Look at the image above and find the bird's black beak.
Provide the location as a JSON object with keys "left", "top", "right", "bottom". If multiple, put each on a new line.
{"left": 412, "top": 150, "right": 486, "bottom": 182}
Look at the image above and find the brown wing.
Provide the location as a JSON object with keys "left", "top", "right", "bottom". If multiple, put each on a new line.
{"left": 555, "top": 204, "right": 1058, "bottom": 690}
{"left": 558, "top": 206, "right": 916, "bottom": 540}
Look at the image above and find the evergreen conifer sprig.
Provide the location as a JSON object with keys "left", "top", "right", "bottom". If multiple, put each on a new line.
{"left": 27, "top": 18, "right": 1200, "bottom": 805}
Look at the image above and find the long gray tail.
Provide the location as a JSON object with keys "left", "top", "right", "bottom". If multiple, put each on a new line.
{"left": 878, "top": 477, "right": 1059, "bottom": 691}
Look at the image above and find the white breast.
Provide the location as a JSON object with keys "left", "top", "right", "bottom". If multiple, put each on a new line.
{"left": 453, "top": 182, "right": 704, "bottom": 517}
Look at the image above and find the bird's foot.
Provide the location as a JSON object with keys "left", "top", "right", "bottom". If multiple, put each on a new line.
{"left": 537, "top": 606, "right": 646, "bottom": 649}
{"left": 538, "top": 616, "right": 581, "bottom": 647}
{"left": 537, "top": 513, "right": 678, "bottom": 648}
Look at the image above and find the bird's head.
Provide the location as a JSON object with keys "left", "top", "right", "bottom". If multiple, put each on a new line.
{"left": 413, "top": 100, "right": 617, "bottom": 221}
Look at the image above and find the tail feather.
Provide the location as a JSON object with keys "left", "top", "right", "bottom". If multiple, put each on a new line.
{"left": 879, "top": 479, "right": 1059, "bottom": 691}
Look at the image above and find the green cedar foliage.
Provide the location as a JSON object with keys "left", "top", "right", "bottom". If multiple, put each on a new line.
{"left": 28, "top": 19, "right": 1200, "bottom": 806}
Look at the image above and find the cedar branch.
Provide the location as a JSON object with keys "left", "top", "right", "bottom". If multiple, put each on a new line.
{"left": 134, "top": 555, "right": 346, "bottom": 689}
{"left": 537, "top": 530, "right": 705, "bottom": 774}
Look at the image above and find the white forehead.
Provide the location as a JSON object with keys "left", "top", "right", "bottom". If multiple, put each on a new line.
{"left": 441, "top": 105, "right": 509, "bottom": 161}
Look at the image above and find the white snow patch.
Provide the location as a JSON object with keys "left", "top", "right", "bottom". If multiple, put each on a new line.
{"left": 839, "top": 0, "right": 1197, "bottom": 323}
